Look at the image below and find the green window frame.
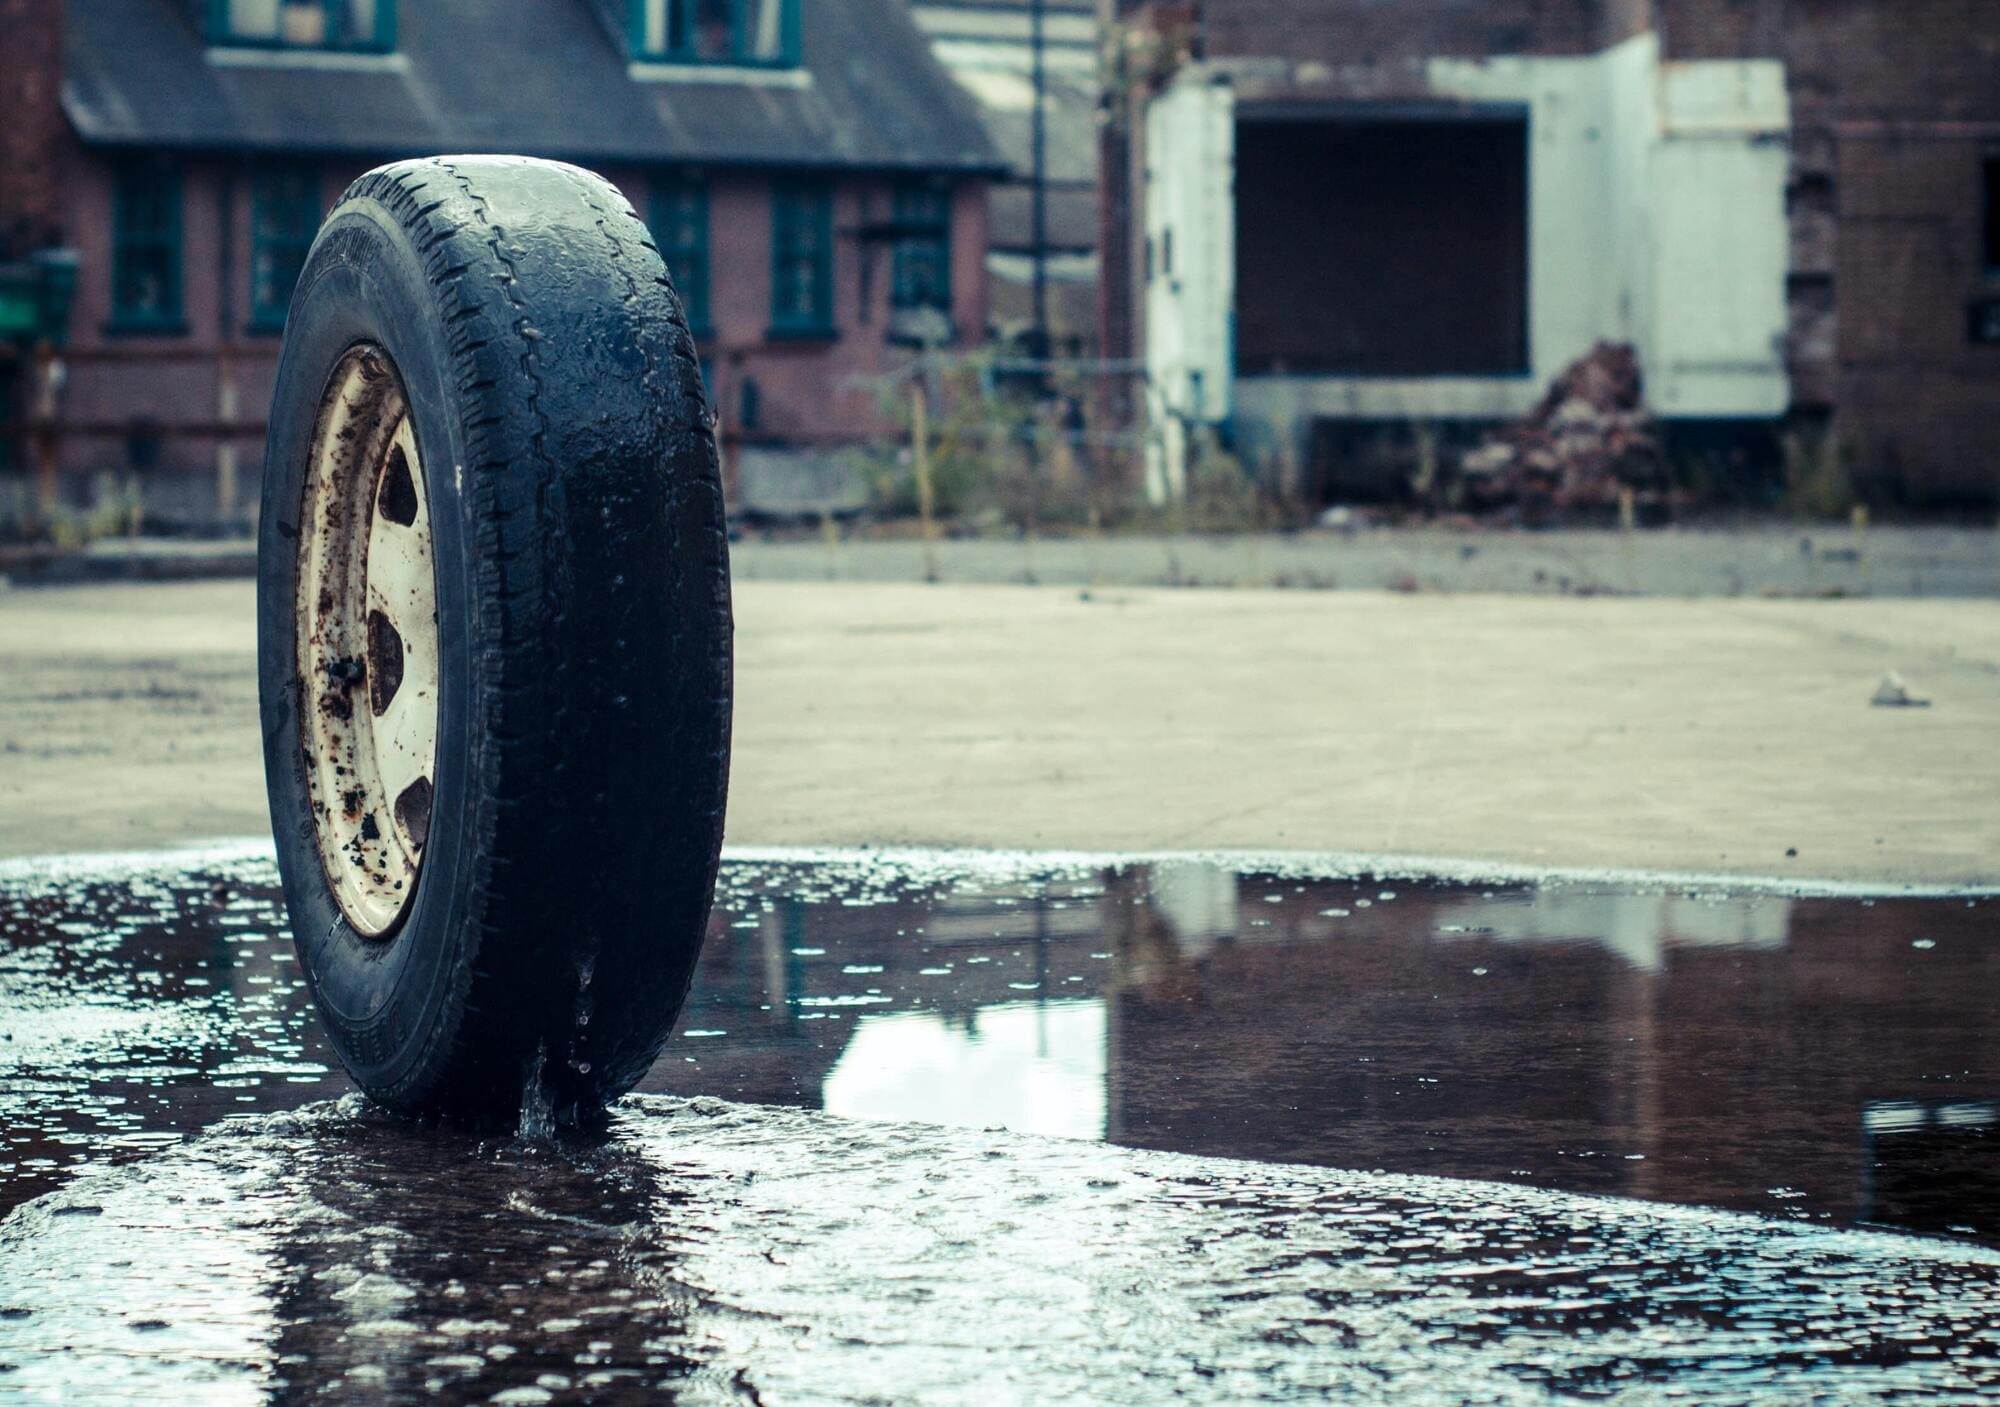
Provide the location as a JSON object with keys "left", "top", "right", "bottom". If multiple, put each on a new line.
{"left": 891, "top": 182, "right": 952, "bottom": 313}
{"left": 650, "top": 176, "right": 712, "bottom": 337}
{"left": 250, "top": 166, "right": 322, "bottom": 333}
{"left": 770, "top": 179, "right": 833, "bottom": 337}
{"left": 629, "top": 0, "right": 800, "bottom": 67}
{"left": 109, "top": 159, "right": 184, "bottom": 333}
{"left": 207, "top": 0, "right": 397, "bottom": 52}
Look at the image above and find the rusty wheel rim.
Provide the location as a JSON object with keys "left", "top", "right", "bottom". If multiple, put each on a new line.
{"left": 296, "top": 345, "right": 439, "bottom": 938}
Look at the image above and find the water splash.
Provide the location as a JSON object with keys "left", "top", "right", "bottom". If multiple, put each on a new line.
{"left": 516, "top": 1042, "right": 556, "bottom": 1143}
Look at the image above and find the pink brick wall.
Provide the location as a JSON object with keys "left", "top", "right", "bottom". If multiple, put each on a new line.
{"left": 48, "top": 151, "right": 989, "bottom": 524}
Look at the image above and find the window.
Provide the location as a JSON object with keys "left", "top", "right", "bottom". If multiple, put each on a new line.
{"left": 632, "top": 0, "right": 797, "bottom": 65}
{"left": 891, "top": 183, "right": 951, "bottom": 312}
{"left": 211, "top": 0, "right": 396, "bottom": 51}
{"left": 110, "top": 159, "right": 183, "bottom": 332}
{"left": 650, "top": 176, "right": 712, "bottom": 335}
{"left": 250, "top": 167, "right": 321, "bottom": 332}
{"left": 770, "top": 180, "right": 832, "bottom": 335}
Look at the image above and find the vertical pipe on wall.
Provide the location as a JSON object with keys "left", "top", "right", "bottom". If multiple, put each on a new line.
{"left": 30, "top": 343, "right": 60, "bottom": 528}
{"left": 1030, "top": 0, "right": 1048, "bottom": 355}
{"left": 912, "top": 382, "right": 937, "bottom": 582}
{"left": 215, "top": 165, "right": 239, "bottom": 523}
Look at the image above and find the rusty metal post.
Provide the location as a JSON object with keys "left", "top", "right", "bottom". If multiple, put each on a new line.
{"left": 912, "top": 382, "right": 937, "bottom": 583}
{"left": 1029, "top": 0, "right": 1048, "bottom": 353}
{"left": 29, "top": 340, "right": 61, "bottom": 533}
{"left": 216, "top": 346, "right": 239, "bottom": 522}
{"left": 1617, "top": 485, "right": 1638, "bottom": 593}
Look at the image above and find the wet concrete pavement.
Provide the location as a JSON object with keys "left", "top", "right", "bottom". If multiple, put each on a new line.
{"left": 2, "top": 848, "right": 1996, "bottom": 1402}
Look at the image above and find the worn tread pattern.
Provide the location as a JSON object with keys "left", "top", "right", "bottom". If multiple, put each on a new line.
{"left": 261, "top": 156, "right": 731, "bottom": 1123}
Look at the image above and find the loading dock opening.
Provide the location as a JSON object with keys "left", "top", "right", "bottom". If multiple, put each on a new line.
{"left": 1233, "top": 107, "right": 1529, "bottom": 379}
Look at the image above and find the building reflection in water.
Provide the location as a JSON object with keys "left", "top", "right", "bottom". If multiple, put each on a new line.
{"left": 645, "top": 861, "right": 1998, "bottom": 1242}
{"left": 4, "top": 853, "right": 1986, "bottom": 1243}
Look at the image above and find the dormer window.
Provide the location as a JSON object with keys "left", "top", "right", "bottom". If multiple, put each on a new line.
{"left": 211, "top": 0, "right": 396, "bottom": 52}
{"left": 631, "top": 0, "right": 798, "bottom": 66}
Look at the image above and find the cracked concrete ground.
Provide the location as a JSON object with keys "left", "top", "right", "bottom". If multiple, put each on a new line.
{"left": 0, "top": 578, "right": 1995, "bottom": 883}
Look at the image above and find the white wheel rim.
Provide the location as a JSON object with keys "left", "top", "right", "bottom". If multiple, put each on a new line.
{"left": 296, "top": 345, "right": 440, "bottom": 938}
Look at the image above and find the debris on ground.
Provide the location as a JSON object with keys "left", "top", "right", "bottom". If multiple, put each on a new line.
{"left": 1871, "top": 672, "right": 1932, "bottom": 708}
{"left": 1315, "top": 504, "right": 1392, "bottom": 532}
{"left": 1456, "top": 341, "right": 1669, "bottom": 523}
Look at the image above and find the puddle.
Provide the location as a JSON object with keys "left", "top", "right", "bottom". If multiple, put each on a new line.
{"left": 2, "top": 1094, "right": 1998, "bottom": 1404}
{"left": 2, "top": 847, "right": 1995, "bottom": 1247}
{"left": 3, "top": 848, "right": 1998, "bottom": 1402}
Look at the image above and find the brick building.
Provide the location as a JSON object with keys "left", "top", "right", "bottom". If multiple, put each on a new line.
{"left": 1100, "top": 0, "right": 2000, "bottom": 510}
{"left": 0, "top": 0, "right": 1001, "bottom": 531}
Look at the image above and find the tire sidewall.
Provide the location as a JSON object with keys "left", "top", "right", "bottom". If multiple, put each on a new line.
{"left": 257, "top": 198, "right": 484, "bottom": 1105}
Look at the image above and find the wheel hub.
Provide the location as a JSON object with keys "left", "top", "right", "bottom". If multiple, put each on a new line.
{"left": 296, "top": 346, "right": 439, "bottom": 937}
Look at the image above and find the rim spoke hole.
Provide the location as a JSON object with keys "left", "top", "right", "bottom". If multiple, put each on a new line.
{"left": 367, "top": 609, "right": 405, "bottom": 716}
{"left": 395, "top": 776, "right": 434, "bottom": 851}
{"left": 377, "top": 443, "right": 420, "bottom": 527}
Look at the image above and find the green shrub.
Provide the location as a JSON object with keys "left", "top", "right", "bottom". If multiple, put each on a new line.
{"left": 1781, "top": 423, "right": 1854, "bottom": 519}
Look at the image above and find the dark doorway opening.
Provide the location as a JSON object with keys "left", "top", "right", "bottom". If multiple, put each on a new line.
{"left": 1982, "top": 155, "right": 2000, "bottom": 272}
{"left": 1234, "top": 109, "right": 1530, "bottom": 377}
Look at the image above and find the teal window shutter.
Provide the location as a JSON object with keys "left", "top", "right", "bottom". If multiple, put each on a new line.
{"left": 629, "top": 0, "right": 797, "bottom": 65}
{"left": 649, "top": 175, "right": 712, "bottom": 336}
{"left": 109, "top": 158, "right": 184, "bottom": 333}
{"left": 209, "top": 0, "right": 395, "bottom": 52}
{"left": 250, "top": 165, "right": 323, "bottom": 332}
{"left": 770, "top": 179, "right": 833, "bottom": 336}
{"left": 891, "top": 182, "right": 951, "bottom": 312}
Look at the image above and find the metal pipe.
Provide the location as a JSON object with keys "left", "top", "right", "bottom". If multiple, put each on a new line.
{"left": 215, "top": 165, "right": 239, "bottom": 522}
{"left": 1030, "top": 0, "right": 1048, "bottom": 355}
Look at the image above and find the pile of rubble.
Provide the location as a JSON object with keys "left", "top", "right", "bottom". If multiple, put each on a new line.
{"left": 1457, "top": 341, "right": 1668, "bottom": 522}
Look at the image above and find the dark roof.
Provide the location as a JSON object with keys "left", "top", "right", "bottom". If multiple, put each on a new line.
{"left": 62, "top": 0, "right": 1005, "bottom": 175}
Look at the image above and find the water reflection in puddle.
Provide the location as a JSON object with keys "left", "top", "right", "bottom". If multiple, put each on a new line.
{"left": 2, "top": 848, "right": 1995, "bottom": 1243}
{"left": 825, "top": 1000, "right": 1107, "bottom": 1138}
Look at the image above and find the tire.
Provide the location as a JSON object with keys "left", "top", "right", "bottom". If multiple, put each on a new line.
{"left": 256, "top": 155, "right": 732, "bottom": 1128}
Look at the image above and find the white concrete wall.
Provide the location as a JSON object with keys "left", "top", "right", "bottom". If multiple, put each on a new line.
{"left": 1648, "top": 59, "right": 1791, "bottom": 416}
{"left": 1426, "top": 35, "right": 1789, "bottom": 420}
{"left": 1169, "top": 33, "right": 1792, "bottom": 492}
{"left": 1600, "top": 29, "right": 1662, "bottom": 357}
{"left": 1142, "top": 72, "right": 1237, "bottom": 503}
{"left": 1428, "top": 42, "right": 1635, "bottom": 397}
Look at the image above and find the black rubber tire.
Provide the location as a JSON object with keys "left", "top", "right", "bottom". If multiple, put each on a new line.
{"left": 256, "top": 155, "right": 732, "bottom": 1127}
